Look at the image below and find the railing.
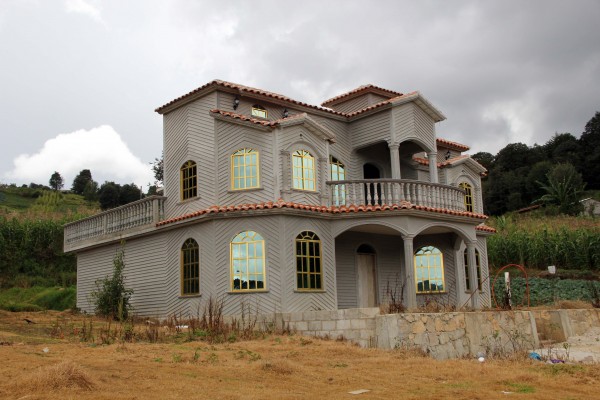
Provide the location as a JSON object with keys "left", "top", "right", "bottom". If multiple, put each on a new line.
{"left": 326, "top": 179, "right": 466, "bottom": 211}
{"left": 64, "top": 196, "right": 166, "bottom": 248}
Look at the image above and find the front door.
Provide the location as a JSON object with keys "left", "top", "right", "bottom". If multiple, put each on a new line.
{"left": 357, "top": 254, "right": 377, "bottom": 308}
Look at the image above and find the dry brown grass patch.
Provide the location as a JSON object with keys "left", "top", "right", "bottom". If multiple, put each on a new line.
{"left": 12, "top": 360, "right": 95, "bottom": 393}
{"left": 261, "top": 360, "right": 296, "bottom": 375}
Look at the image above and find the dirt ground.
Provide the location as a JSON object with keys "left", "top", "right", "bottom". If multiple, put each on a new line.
{"left": 1, "top": 310, "right": 599, "bottom": 400}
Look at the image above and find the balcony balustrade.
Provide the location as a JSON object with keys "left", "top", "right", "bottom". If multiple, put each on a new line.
{"left": 326, "top": 179, "right": 466, "bottom": 211}
{"left": 64, "top": 196, "right": 165, "bottom": 252}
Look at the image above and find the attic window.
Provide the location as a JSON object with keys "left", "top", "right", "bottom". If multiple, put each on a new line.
{"left": 251, "top": 105, "right": 267, "bottom": 119}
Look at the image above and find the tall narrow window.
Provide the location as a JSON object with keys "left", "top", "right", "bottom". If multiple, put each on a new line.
{"left": 414, "top": 246, "right": 445, "bottom": 293}
{"left": 464, "top": 248, "right": 482, "bottom": 291}
{"left": 292, "top": 150, "right": 316, "bottom": 191}
{"left": 181, "top": 238, "right": 200, "bottom": 296}
{"left": 230, "top": 231, "right": 265, "bottom": 291}
{"left": 181, "top": 160, "right": 197, "bottom": 200}
{"left": 296, "top": 231, "right": 322, "bottom": 290}
{"left": 231, "top": 148, "right": 260, "bottom": 190}
{"left": 459, "top": 182, "right": 473, "bottom": 212}
{"left": 330, "top": 156, "right": 346, "bottom": 205}
{"left": 251, "top": 105, "right": 267, "bottom": 118}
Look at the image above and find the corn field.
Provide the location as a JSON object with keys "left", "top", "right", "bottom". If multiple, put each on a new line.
{"left": 488, "top": 215, "right": 600, "bottom": 270}
{"left": 0, "top": 217, "right": 76, "bottom": 288}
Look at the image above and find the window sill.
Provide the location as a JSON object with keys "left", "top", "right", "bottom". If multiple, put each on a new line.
{"left": 294, "top": 289, "right": 326, "bottom": 293}
{"left": 178, "top": 294, "right": 202, "bottom": 299}
{"left": 416, "top": 292, "right": 447, "bottom": 295}
{"left": 290, "top": 188, "right": 319, "bottom": 194}
{"left": 227, "top": 290, "right": 269, "bottom": 295}
{"left": 178, "top": 196, "right": 200, "bottom": 205}
{"left": 227, "top": 187, "right": 263, "bottom": 193}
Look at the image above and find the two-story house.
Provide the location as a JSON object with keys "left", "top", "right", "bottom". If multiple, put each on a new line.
{"left": 64, "top": 80, "right": 494, "bottom": 317}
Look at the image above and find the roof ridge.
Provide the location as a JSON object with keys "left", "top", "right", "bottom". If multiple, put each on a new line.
{"left": 321, "top": 84, "right": 403, "bottom": 106}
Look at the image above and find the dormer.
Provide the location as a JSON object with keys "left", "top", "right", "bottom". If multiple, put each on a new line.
{"left": 321, "top": 84, "right": 402, "bottom": 114}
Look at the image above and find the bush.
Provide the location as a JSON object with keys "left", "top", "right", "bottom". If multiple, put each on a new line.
{"left": 91, "top": 245, "right": 133, "bottom": 320}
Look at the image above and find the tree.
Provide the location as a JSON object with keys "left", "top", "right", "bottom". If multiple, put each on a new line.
{"left": 83, "top": 180, "right": 99, "bottom": 202}
{"left": 471, "top": 152, "right": 495, "bottom": 171}
{"left": 92, "top": 244, "right": 133, "bottom": 320}
{"left": 151, "top": 153, "right": 164, "bottom": 187}
{"left": 49, "top": 171, "right": 64, "bottom": 191}
{"left": 579, "top": 111, "right": 600, "bottom": 189}
{"left": 98, "top": 181, "right": 121, "bottom": 210}
{"left": 536, "top": 163, "right": 585, "bottom": 215}
{"left": 71, "top": 169, "right": 93, "bottom": 194}
{"left": 119, "top": 183, "right": 143, "bottom": 205}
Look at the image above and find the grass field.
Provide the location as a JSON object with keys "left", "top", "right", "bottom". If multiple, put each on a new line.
{"left": 1, "top": 310, "right": 599, "bottom": 399}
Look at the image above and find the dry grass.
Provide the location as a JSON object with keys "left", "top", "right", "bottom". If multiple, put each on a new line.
{"left": 1, "top": 311, "right": 600, "bottom": 399}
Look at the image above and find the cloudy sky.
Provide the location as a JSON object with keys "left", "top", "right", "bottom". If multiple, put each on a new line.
{"left": 1, "top": 0, "right": 599, "bottom": 189}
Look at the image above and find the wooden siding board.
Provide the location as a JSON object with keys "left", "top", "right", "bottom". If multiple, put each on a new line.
{"left": 349, "top": 110, "right": 391, "bottom": 149}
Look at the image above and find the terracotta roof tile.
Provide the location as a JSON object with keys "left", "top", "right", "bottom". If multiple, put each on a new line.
{"left": 156, "top": 199, "right": 488, "bottom": 227}
{"left": 210, "top": 109, "right": 278, "bottom": 127}
{"left": 413, "top": 154, "right": 471, "bottom": 168}
{"left": 436, "top": 138, "right": 470, "bottom": 151}
{"left": 321, "top": 84, "right": 403, "bottom": 106}
{"left": 476, "top": 224, "right": 496, "bottom": 233}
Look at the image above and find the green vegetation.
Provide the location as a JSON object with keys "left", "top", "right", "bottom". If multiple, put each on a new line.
{"left": 488, "top": 214, "right": 600, "bottom": 271}
{"left": 0, "top": 286, "right": 76, "bottom": 311}
{"left": 91, "top": 245, "right": 133, "bottom": 320}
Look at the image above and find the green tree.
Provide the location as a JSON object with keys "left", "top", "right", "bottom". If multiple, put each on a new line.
{"left": 49, "top": 171, "right": 64, "bottom": 191}
{"left": 98, "top": 181, "right": 120, "bottom": 210}
{"left": 471, "top": 152, "right": 495, "bottom": 171}
{"left": 151, "top": 153, "right": 164, "bottom": 187}
{"left": 83, "top": 180, "right": 99, "bottom": 202}
{"left": 537, "top": 163, "right": 585, "bottom": 215}
{"left": 71, "top": 169, "right": 93, "bottom": 194}
{"left": 579, "top": 111, "right": 600, "bottom": 189}
{"left": 119, "top": 183, "right": 143, "bottom": 205}
{"left": 92, "top": 244, "right": 133, "bottom": 320}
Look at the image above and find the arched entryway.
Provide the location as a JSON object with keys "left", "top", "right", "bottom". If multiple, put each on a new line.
{"left": 356, "top": 244, "right": 377, "bottom": 308}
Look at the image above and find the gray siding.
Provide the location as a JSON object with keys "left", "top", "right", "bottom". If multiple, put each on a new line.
{"left": 218, "top": 91, "right": 289, "bottom": 120}
{"left": 350, "top": 110, "right": 391, "bottom": 150}
{"left": 327, "top": 93, "right": 390, "bottom": 114}
{"left": 393, "top": 103, "right": 435, "bottom": 152}
{"left": 445, "top": 165, "right": 484, "bottom": 214}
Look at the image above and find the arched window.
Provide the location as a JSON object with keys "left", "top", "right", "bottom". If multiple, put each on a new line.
{"left": 231, "top": 148, "right": 260, "bottom": 190}
{"left": 330, "top": 156, "right": 346, "bottom": 205}
{"left": 251, "top": 104, "right": 267, "bottom": 118}
{"left": 230, "top": 231, "right": 265, "bottom": 291}
{"left": 459, "top": 182, "right": 473, "bottom": 212}
{"left": 181, "top": 238, "right": 199, "bottom": 295}
{"left": 463, "top": 248, "right": 482, "bottom": 291}
{"left": 292, "top": 150, "right": 316, "bottom": 191}
{"left": 180, "top": 160, "right": 197, "bottom": 200}
{"left": 414, "top": 246, "right": 445, "bottom": 293}
{"left": 296, "top": 231, "right": 322, "bottom": 290}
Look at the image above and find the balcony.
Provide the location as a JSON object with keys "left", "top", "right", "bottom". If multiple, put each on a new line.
{"left": 64, "top": 196, "right": 166, "bottom": 252}
{"left": 326, "top": 179, "right": 466, "bottom": 211}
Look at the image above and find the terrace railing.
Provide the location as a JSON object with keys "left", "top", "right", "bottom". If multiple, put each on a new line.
{"left": 326, "top": 179, "right": 466, "bottom": 211}
{"left": 64, "top": 196, "right": 166, "bottom": 252}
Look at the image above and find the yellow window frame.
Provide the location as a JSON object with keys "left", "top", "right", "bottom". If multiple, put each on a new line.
{"left": 459, "top": 182, "right": 473, "bottom": 212}
{"left": 251, "top": 105, "right": 268, "bottom": 119}
{"left": 463, "top": 248, "right": 482, "bottom": 291}
{"left": 231, "top": 148, "right": 260, "bottom": 190}
{"left": 180, "top": 160, "right": 197, "bottom": 201}
{"left": 292, "top": 150, "right": 316, "bottom": 191}
{"left": 414, "top": 246, "right": 446, "bottom": 293}
{"left": 181, "top": 238, "right": 200, "bottom": 296}
{"left": 230, "top": 231, "right": 266, "bottom": 292}
{"left": 295, "top": 231, "right": 322, "bottom": 290}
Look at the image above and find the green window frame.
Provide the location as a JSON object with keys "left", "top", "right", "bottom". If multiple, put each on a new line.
{"left": 292, "top": 150, "right": 316, "bottom": 191}
{"left": 251, "top": 105, "right": 267, "bottom": 118}
{"left": 230, "top": 231, "right": 266, "bottom": 291}
{"left": 459, "top": 182, "right": 473, "bottom": 212}
{"left": 330, "top": 156, "right": 346, "bottom": 205}
{"left": 231, "top": 148, "right": 260, "bottom": 190}
{"left": 296, "top": 231, "right": 322, "bottom": 290}
{"left": 463, "top": 248, "right": 482, "bottom": 291}
{"left": 414, "top": 246, "right": 445, "bottom": 293}
{"left": 181, "top": 238, "right": 200, "bottom": 296}
{"left": 180, "top": 160, "right": 197, "bottom": 201}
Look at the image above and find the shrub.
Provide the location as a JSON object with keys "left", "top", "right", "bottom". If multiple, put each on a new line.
{"left": 91, "top": 245, "right": 133, "bottom": 320}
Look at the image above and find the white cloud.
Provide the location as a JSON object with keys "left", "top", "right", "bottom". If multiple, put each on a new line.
{"left": 64, "top": 0, "right": 105, "bottom": 25}
{"left": 4, "top": 126, "right": 154, "bottom": 189}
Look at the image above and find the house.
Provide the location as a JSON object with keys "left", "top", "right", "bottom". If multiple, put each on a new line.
{"left": 64, "top": 80, "right": 494, "bottom": 318}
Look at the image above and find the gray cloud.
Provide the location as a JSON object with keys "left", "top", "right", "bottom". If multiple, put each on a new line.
{"left": 1, "top": 0, "right": 599, "bottom": 186}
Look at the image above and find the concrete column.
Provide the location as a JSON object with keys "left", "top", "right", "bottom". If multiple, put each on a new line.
{"left": 318, "top": 156, "right": 329, "bottom": 205}
{"left": 428, "top": 151, "right": 438, "bottom": 183}
{"left": 388, "top": 143, "right": 401, "bottom": 179}
{"left": 402, "top": 236, "right": 416, "bottom": 309}
{"left": 466, "top": 242, "right": 480, "bottom": 309}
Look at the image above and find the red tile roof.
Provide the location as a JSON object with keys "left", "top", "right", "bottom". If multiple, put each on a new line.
{"left": 156, "top": 80, "right": 346, "bottom": 116}
{"left": 475, "top": 224, "right": 496, "bottom": 233}
{"left": 156, "top": 198, "right": 488, "bottom": 227}
{"left": 321, "top": 84, "right": 404, "bottom": 106}
{"left": 413, "top": 154, "right": 471, "bottom": 168}
{"left": 210, "top": 109, "right": 278, "bottom": 127}
{"left": 436, "top": 138, "right": 470, "bottom": 151}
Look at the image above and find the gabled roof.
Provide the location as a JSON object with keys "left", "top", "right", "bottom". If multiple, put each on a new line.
{"left": 436, "top": 138, "right": 470, "bottom": 152}
{"left": 320, "top": 84, "right": 403, "bottom": 107}
{"left": 413, "top": 155, "right": 487, "bottom": 174}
